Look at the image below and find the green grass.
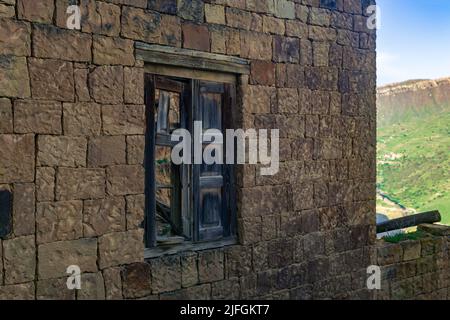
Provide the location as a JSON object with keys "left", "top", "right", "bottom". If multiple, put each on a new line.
{"left": 382, "top": 231, "right": 427, "bottom": 244}
{"left": 377, "top": 110, "right": 450, "bottom": 225}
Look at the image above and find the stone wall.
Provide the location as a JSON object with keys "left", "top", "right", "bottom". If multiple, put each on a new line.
{"left": 0, "top": 0, "right": 378, "bottom": 300}
{"left": 376, "top": 227, "right": 449, "bottom": 300}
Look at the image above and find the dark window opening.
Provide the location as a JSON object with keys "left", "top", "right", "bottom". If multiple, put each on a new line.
{"left": 144, "top": 74, "right": 237, "bottom": 250}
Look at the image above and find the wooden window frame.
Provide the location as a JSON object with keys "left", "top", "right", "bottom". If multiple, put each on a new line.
{"left": 144, "top": 74, "right": 238, "bottom": 255}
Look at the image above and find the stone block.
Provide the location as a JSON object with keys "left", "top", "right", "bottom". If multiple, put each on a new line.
{"left": 250, "top": 61, "right": 275, "bottom": 86}
{"left": 0, "top": 18, "right": 31, "bottom": 56}
{"left": 182, "top": 23, "right": 210, "bottom": 51}
{"left": 124, "top": 67, "right": 144, "bottom": 105}
{"left": 36, "top": 167, "right": 55, "bottom": 202}
{"left": 0, "top": 98, "right": 12, "bottom": 133}
{"left": 12, "top": 183, "right": 35, "bottom": 236}
{"left": 29, "top": 58, "right": 74, "bottom": 101}
{"left": 93, "top": 35, "right": 134, "bottom": 66}
{"left": 98, "top": 229, "right": 144, "bottom": 269}
{"left": 56, "top": 168, "right": 106, "bottom": 200}
{"left": 83, "top": 197, "right": 126, "bottom": 237}
{"left": 37, "top": 277, "right": 75, "bottom": 300}
{"left": 18, "top": 0, "right": 54, "bottom": 23}
{"left": 36, "top": 201, "right": 83, "bottom": 244}
{"left": 102, "top": 104, "right": 145, "bottom": 135}
{"left": 273, "top": 36, "right": 300, "bottom": 63}
{"left": 198, "top": 250, "right": 224, "bottom": 283}
{"left": 0, "top": 282, "right": 35, "bottom": 300}
{"left": 89, "top": 66, "right": 123, "bottom": 104}
{"left": 150, "top": 255, "right": 182, "bottom": 293}
{"left": 103, "top": 267, "right": 123, "bottom": 300}
{"left": 205, "top": 4, "right": 225, "bottom": 24}
{"left": 107, "top": 165, "right": 145, "bottom": 196}
{"left": 121, "top": 6, "right": 160, "bottom": 42}
{"left": 240, "top": 31, "right": 272, "bottom": 60}
{"left": 121, "top": 262, "right": 152, "bottom": 298}
{"left": 63, "top": 102, "right": 102, "bottom": 136}
{"left": 38, "top": 238, "right": 98, "bottom": 280}
{"left": 0, "top": 134, "right": 35, "bottom": 183}
{"left": 80, "top": 0, "right": 121, "bottom": 36}
{"left": 33, "top": 24, "right": 92, "bottom": 62}
{"left": 88, "top": 136, "right": 126, "bottom": 167}
{"left": 37, "top": 135, "right": 87, "bottom": 167}
{"left": 14, "top": 100, "right": 62, "bottom": 134}
{"left": 178, "top": 0, "right": 204, "bottom": 22}
{"left": 0, "top": 56, "right": 31, "bottom": 98}
{"left": 125, "top": 194, "right": 144, "bottom": 230}
{"left": 3, "top": 236, "right": 35, "bottom": 284}
{"left": 78, "top": 273, "right": 106, "bottom": 300}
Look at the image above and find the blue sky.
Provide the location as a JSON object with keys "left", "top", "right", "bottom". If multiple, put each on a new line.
{"left": 377, "top": 0, "right": 450, "bottom": 86}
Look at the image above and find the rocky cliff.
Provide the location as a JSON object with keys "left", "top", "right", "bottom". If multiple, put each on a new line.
{"left": 377, "top": 77, "right": 450, "bottom": 127}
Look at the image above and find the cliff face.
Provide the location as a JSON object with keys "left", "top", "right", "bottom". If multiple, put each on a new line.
{"left": 377, "top": 77, "right": 450, "bottom": 127}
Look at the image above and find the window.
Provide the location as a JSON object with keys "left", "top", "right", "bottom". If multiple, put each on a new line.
{"left": 144, "top": 74, "right": 237, "bottom": 251}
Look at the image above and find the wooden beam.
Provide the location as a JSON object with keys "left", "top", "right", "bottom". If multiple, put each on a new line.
{"left": 136, "top": 43, "right": 250, "bottom": 75}
{"left": 376, "top": 211, "right": 441, "bottom": 234}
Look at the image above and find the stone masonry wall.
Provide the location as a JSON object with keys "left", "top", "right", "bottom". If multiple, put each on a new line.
{"left": 376, "top": 230, "right": 449, "bottom": 300}
{"left": 0, "top": 0, "right": 377, "bottom": 299}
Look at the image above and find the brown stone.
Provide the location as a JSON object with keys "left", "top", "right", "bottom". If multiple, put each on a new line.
{"left": 0, "top": 283, "right": 35, "bottom": 300}
{"left": 56, "top": 168, "right": 106, "bottom": 201}
{"left": 3, "top": 236, "right": 35, "bottom": 284}
{"left": 150, "top": 256, "right": 182, "bottom": 293}
{"left": 36, "top": 167, "right": 55, "bottom": 202}
{"left": 126, "top": 135, "right": 145, "bottom": 165}
{"left": 18, "top": 0, "right": 54, "bottom": 23}
{"left": 273, "top": 36, "right": 300, "bottom": 63}
{"left": 0, "top": 56, "right": 31, "bottom": 98}
{"left": 198, "top": 250, "right": 224, "bottom": 283}
{"left": 210, "top": 26, "right": 226, "bottom": 54}
{"left": 33, "top": 24, "right": 92, "bottom": 62}
{"left": 401, "top": 241, "right": 422, "bottom": 261}
{"left": 80, "top": 0, "right": 121, "bottom": 36}
{"left": 286, "top": 20, "right": 308, "bottom": 38}
{"left": 0, "top": 98, "right": 12, "bottom": 133}
{"left": 182, "top": 23, "right": 210, "bottom": 51}
{"left": 121, "top": 6, "right": 160, "bottom": 42}
{"left": 63, "top": 102, "right": 102, "bottom": 136}
{"left": 29, "top": 58, "right": 74, "bottom": 101}
{"left": 36, "top": 201, "right": 83, "bottom": 244}
{"left": 88, "top": 136, "right": 126, "bottom": 167}
{"left": 14, "top": 100, "right": 62, "bottom": 134}
{"left": 12, "top": 183, "right": 35, "bottom": 236}
{"left": 106, "top": 165, "right": 145, "bottom": 196}
{"left": 0, "top": 4, "right": 15, "bottom": 18}
{"left": 262, "top": 16, "right": 285, "bottom": 35}
{"left": 181, "top": 253, "right": 199, "bottom": 288}
{"left": 0, "top": 134, "right": 35, "bottom": 183}
{"left": 0, "top": 18, "right": 31, "bottom": 56}
{"left": 83, "top": 197, "right": 126, "bottom": 237}
{"left": 243, "top": 85, "right": 275, "bottom": 114}
{"left": 160, "top": 14, "right": 182, "bottom": 47}
{"left": 122, "top": 263, "right": 152, "bottom": 298}
{"left": 78, "top": 273, "right": 106, "bottom": 300}
{"left": 102, "top": 104, "right": 145, "bottom": 135}
{"left": 38, "top": 238, "right": 98, "bottom": 280}
{"left": 93, "top": 35, "right": 134, "bottom": 66}
{"left": 240, "top": 31, "right": 272, "bottom": 60}
{"left": 205, "top": 4, "right": 226, "bottom": 24}
{"left": 278, "top": 88, "right": 299, "bottom": 114}
{"left": 103, "top": 267, "right": 123, "bottom": 300}
{"left": 98, "top": 229, "right": 144, "bottom": 269}
{"left": 89, "top": 66, "right": 123, "bottom": 104}
{"left": 37, "top": 277, "right": 75, "bottom": 300}
{"left": 74, "top": 68, "right": 91, "bottom": 102}
{"left": 37, "top": 135, "right": 87, "bottom": 167}
{"left": 124, "top": 67, "right": 144, "bottom": 105}
{"left": 250, "top": 61, "right": 275, "bottom": 86}
{"left": 126, "top": 194, "right": 144, "bottom": 230}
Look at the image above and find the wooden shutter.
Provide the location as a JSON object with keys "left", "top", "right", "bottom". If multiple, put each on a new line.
{"left": 193, "top": 81, "right": 236, "bottom": 241}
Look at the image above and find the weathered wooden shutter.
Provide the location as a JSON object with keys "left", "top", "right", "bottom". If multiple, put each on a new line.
{"left": 193, "top": 81, "right": 236, "bottom": 241}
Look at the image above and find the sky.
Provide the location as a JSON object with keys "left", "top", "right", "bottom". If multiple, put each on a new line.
{"left": 377, "top": 0, "right": 450, "bottom": 86}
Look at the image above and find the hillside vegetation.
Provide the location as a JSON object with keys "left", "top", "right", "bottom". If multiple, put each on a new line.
{"left": 377, "top": 78, "right": 450, "bottom": 225}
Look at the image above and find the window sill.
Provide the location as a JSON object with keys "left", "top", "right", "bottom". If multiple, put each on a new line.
{"left": 144, "top": 237, "right": 238, "bottom": 259}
